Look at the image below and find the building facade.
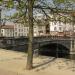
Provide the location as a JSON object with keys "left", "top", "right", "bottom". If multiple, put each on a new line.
{"left": 0, "top": 13, "right": 74, "bottom": 37}
{"left": 14, "top": 23, "right": 29, "bottom": 37}
{"left": 1, "top": 25, "right": 14, "bottom": 37}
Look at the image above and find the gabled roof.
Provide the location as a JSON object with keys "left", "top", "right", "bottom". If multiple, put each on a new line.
{"left": 0, "top": 25, "right": 14, "bottom": 29}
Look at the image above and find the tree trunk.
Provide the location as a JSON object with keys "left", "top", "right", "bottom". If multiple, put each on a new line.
{"left": 26, "top": 0, "right": 34, "bottom": 70}
{"left": 0, "top": 9, "right": 1, "bottom": 37}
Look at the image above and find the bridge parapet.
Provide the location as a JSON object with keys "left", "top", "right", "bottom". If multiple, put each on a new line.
{"left": 0, "top": 36, "right": 75, "bottom": 54}
{"left": 33, "top": 36, "right": 74, "bottom": 43}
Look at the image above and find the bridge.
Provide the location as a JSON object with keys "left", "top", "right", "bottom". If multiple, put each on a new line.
{"left": 0, "top": 36, "right": 75, "bottom": 54}
{"left": 33, "top": 36, "right": 75, "bottom": 55}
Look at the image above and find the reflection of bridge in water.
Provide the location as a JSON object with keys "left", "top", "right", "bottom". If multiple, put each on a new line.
{"left": 0, "top": 36, "right": 75, "bottom": 55}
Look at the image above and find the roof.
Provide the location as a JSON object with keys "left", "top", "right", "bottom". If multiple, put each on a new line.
{"left": 0, "top": 25, "right": 14, "bottom": 29}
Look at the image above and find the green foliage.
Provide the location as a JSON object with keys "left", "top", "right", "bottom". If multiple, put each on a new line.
{"left": 54, "top": 0, "right": 75, "bottom": 3}
{"left": 6, "top": 0, "right": 14, "bottom": 8}
{"left": 0, "top": 0, "right": 14, "bottom": 8}
{"left": 0, "top": 0, "right": 3, "bottom": 2}
{"left": 0, "top": 0, "right": 3, "bottom": 5}
{"left": 55, "top": 0, "right": 65, "bottom": 3}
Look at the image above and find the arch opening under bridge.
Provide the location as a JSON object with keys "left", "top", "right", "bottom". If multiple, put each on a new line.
{"left": 39, "top": 43, "right": 70, "bottom": 58}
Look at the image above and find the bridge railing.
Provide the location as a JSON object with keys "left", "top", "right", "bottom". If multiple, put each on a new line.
{"left": 50, "top": 36, "right": 71, "bottom": 40}
{"left": 34, "top": 35, "right": 72, "bottom": 42}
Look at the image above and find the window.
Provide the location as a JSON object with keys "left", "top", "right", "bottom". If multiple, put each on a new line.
{"left": 39, "top": 26, "right": 42, "bottom": 29}
{"left": 20, "top": 29, "right": 23, "bottom": 32}
{"left": 54, "top": 27, "right": 57, "bottom": 31}
{"left": 59, "top": 27, "right": 62, "bottom": 31}
{"left": 26, "top": 28, "right": 29, "bottom": 31}
{"left": 54, "top": 21, "right": 57, "bottom": 25}
{"left": 19, "top": 29, "right": 20, "bottom": 32}
{"left": 1, "top": 30, "right": 3, "bottom": 32}
{"left": 15, "top": 32, "right": 17, "bottom": 35}
{"left": 59, "top": 22, "right": 61, "bottom": 26}
{"left": 46, "top": 24, "right": 50, "bottom": 33}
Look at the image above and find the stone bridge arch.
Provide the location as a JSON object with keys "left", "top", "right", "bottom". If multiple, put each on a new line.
{"left": 38, "top": 40, "right": 71, "bottom": 50}
{"left": 38, "top": 42, "right": 70, "bottom": 57}
{"left": 33, "top": 40, "right": 72, "bottom": 57}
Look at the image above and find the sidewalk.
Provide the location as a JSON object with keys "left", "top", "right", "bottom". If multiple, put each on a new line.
{"left": 0, "top": 49, "right": 75, "bottom": 75}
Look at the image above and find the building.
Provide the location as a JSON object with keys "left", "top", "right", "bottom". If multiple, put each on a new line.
{"left": 14, "top": 23, "right": 29, "bottom": 37}
{"left": 33, "top": 19, "right": 47, "bottom": 36}
{"left": 33, "top": 13, "right": 74, "bottom": 36}
{"left": 0, "top": 13, "right": 74, "bottom": 37}
{"left": 1, "top": 25, "right": 14, "bottom": 37}
{"left": 48, "top": 13, "right": 74, "bottom": 36}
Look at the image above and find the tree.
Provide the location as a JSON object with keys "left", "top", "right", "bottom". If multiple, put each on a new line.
{"left": 1, "top": 0, "right": 75, "bottom": 70}
{"left": 26, "top": 0, "right": 34, "bottom": 70}
{"left": 5, "top": 0, "right": 35, "bottom": 70}
{"left": 3, "top": 0, "right": 34, "bottom": 70}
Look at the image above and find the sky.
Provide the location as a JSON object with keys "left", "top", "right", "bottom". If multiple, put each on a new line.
{"left": 2, "top": 9, "right": 16, "bottom": 18}
{"left": 5, "top": 9, "right": 16, "bottom": 16}
{"left": 2, "top": 0, "right": 74, "bottom": 15}
{"left": 1, "top": 0, "right": 75, "bottom": 21}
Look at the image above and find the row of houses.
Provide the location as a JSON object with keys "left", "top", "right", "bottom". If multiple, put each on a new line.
{"left": 0, "top": 13, "right": 75, "bottom": 37}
